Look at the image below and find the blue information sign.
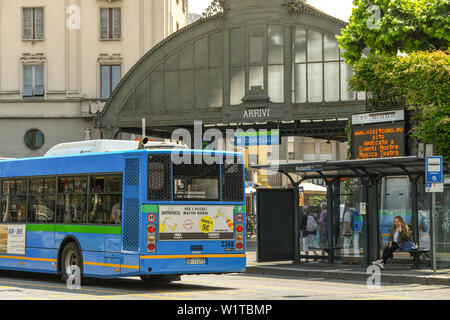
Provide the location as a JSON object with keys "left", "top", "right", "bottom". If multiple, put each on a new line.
{"left": 234, "top": 130, "right": 280, "bottom": 147}
{"left": 426, "top": 156, "right": 443, "bottom": 184}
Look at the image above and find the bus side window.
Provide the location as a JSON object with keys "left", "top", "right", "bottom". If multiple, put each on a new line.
{"left": 2, "top": 180, "right": 27, "bottom": 223}
{"left": 89, "top": 175, "right": 122, "bottom": 225}
{"left": 29, "top": 178, "right": 56, "bottom": 223}
{"left": 56, "top": 176, "right": 87, "bottom": 224}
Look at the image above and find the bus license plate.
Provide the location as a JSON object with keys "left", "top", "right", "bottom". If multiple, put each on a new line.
{"left": 186, "top": 258, "right": 206, "bottom": 265}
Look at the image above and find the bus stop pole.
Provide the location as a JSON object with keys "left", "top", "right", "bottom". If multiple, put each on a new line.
{"left": 431, "top": 192, "right": 437, "bottom": 273}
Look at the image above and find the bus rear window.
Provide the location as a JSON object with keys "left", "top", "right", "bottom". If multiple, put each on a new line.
{"left": 173, "top": 163, "right": 220, "bottom": 201}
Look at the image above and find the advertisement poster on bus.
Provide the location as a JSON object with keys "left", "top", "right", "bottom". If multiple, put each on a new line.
{"left": 0, "top": 225, "right": 26, "bottom": 255}
{"left": 159, "top": 205, "right": 235, "bottom": 241}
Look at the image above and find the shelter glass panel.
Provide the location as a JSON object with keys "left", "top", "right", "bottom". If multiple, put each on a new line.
{"left": 338, "top": 179, "right": 366, "bottom": 260}
{"left": 436, "top": 186, "right": 450, "bottom": 266}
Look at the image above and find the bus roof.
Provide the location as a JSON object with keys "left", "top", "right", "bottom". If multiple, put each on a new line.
{"left": 44, "top": 139, "right": 188, "bottom": 157}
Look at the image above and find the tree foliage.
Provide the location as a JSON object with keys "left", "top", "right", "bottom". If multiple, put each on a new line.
{"left": 337, "top": 0, "right": 450, "bottom": 160}
{"left": 338, "top": 0, "right": 450, "bottom": 65}
{"left": 350, "top": 51, "right": 450, "bottom": 160}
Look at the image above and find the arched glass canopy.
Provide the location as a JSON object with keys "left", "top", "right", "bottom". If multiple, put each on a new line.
{"left": 96, "top": 0, "right": 366, "bottom": 140}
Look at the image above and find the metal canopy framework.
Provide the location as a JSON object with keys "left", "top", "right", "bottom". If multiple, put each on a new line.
{"left": 252, "top": 157, "right": 449, "bottom": 266}
{"left": 95, "top": 0, "right": 366, "bottom": 140}
{"left": 252, "top": 156, "right": 450, "bottom": 182}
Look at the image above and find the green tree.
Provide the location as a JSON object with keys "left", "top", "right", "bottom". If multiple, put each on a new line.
{"left": 337, "top": 0, "right": 450, "bottom": 160}
{"left": 350, "top": 51, "right": 450, "bottom": 160}
{"left": 338, "top": 0, "right": 449, "bottom": 65}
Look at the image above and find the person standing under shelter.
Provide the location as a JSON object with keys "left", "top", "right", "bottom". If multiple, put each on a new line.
{"left": 341, "top": 201, "right": 363, "bottom": 262}
{"left": 300, "top": 206, "right": 318, "bottom": 263}
{"left": 317, "top": 202, "right": 328, "bottom": 261}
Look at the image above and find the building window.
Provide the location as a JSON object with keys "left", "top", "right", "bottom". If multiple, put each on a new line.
{"left": 101, "top": 65, "right": 121, "bottom": 99}
{"left": 23, "top": 8, "right": 44, "bottom": 40}
{"left": 288, "top": 152, "right": 295, "bottom": 160}
{"left": 268, "top": 25, "right": 284, "bottom": 103}
{"left": 23, "top": 65, "right": 44, "bottom": 98}
{"left": 293, "top": 28, "right": 359, "bottom": 103}
{"left": 100, "top": 8, "right": 121, "bottom": 40}
{"left": 24, "top": 129, "right": 44, "bottom": 150}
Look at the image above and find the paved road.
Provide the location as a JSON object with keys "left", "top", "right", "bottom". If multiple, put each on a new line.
{"left": 0, "top": 269, "right": 448, "bottom": 300}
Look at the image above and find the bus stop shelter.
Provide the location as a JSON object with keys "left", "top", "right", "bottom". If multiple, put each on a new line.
{"left": 252, "top": 156, "right": 450, "bottom": 267}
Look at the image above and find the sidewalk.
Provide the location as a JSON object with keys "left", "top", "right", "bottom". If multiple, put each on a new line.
{"left": 244, "top": 239, "right": 450, "bottom": 286}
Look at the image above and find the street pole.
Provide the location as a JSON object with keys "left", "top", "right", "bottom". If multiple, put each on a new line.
{"left": 432, "top": 192, "right": 437, "bottom": 273}
{"left": 142, "top": 118, "right": 146, "bottom": 138}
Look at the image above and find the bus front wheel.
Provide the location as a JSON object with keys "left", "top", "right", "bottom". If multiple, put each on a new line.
{"left": 60, "top": 242, "right": 83, "bottom": 283}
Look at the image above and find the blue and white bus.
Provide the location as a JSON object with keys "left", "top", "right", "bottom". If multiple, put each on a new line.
{"left": 0, "top": 140, "right": 246, "bottom": 282}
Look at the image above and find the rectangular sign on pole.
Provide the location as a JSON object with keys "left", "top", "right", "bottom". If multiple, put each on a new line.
{"left": 298, "top": 187, "right": 304, "bottom": 207}
{"left": 426, "top": 156, "right": 443, "bottom": 184}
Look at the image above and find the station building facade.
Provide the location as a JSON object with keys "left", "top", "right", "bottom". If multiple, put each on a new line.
{"left": 0, "top": 0, "right": 188, "bottom": 158}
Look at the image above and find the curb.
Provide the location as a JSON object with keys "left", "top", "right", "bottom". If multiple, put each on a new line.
{"left": 245, "top": 266, "right": 450, "bottom": 286}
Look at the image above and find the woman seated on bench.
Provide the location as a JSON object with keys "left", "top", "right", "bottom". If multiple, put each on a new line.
{"left": 372, "top": 216, "right": 411, "bottom": 269}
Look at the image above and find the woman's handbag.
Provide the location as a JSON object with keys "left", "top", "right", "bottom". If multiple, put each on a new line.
{"left": 402, "top": 241, "right": 417, "bottom": 251}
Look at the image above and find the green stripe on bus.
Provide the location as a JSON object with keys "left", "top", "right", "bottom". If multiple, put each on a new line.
{"left": 27, "top": 224, "right": 121, "bottom": 234}
{"left": 141, "top": 205, "right": 159, "bottom": 213}
{"left": 26, "top": 224, "right": 54, "bottom": 232}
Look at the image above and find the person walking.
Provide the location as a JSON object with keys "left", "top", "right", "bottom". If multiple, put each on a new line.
{"left": 372, "top": 216, "right": 412, "bottom": 269}
{"left": 300, "top": 206, "right": 318, "bottom": 263}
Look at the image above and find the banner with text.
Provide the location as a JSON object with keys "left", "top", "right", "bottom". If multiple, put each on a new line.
{"left": 159, "top": 205, "right": 235, "bottom": 241}
{"left": 0, "top": 224, "right": 26, "bottom": 255}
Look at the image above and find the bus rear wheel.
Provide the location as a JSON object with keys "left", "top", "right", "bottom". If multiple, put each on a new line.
{"left": 140, "top": 275, "right": 181, "bottom": 284}
{"left": 60, "top": 242, "right": 83, "bottom": 283}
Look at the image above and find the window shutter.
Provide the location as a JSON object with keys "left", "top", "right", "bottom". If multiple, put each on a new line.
{"left": 112, "top": 8, "right": 121, "bottom": 39}
{"left": 35, "top": 8, "right": 44, "bottom": 39}
{"left": 23, "top": 66, "right": 34, "bottom": 97}
{"left": 34, "top": 66, "right": 44, "bottom": 96}
{"left": 23, "top": 8, "right": 33, "bottom": 40}
{"left": 100, "top": 8, "right": 109, "bottom": 39}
